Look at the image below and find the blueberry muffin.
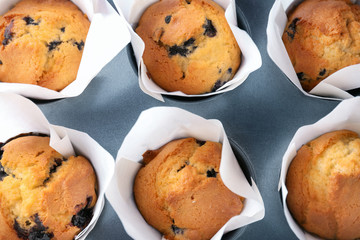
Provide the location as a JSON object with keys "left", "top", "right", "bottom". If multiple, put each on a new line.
{"left": 134, "top": 138, "right": 244, "bottom": 240}
{"left": 286, "top": 130, "right": 360, "bottom": 239}
{"left": 282, "top": 0, "right": 360, "bottom": 92}
{"left": 135, "top": 0, "right": 241, "bottom": 95}
{"left": 0, "top": 135, "right": 97, "bottom": 240}
{"left": 0, "top": 0, "right": 90, "bottom": 91}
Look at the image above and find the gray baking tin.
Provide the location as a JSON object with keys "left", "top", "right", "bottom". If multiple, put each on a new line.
{"left": 35, "top": 0, "right": 351, "bottom": 239}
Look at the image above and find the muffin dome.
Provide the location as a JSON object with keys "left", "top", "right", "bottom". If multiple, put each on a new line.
{"left": 134, "top": 138, "right": 244, "bottom": 240}
{"left": 286, "top": 130, "right": 360, "bottom": 239}
{"left": 136, "top": 0, "right": 241, "bottom": 94}
{"left": 0, "top": 135, "right": 97, "bottom": 240}
{"left": 282, "top": 0, "right": 360, "bottom": 92}
{"left": 0, "top": 0, "right": 90, "bottom": 91}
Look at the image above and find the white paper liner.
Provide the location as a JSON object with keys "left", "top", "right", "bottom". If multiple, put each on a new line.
{"left": 267, "top": 0, "right": 360, "bottom": 100}
{"left": 279, "top": 96, "right": 360, "bottom": 239}
{"left": 0, "top": 0, "right": 131, "bottom": 100}
{"left": 105, "top": 107, "right": 265, "bottom": 240}
{"left": 113, "top": 0, "right": 262, "bottom": 101}
{"left": 0, "top": 92, "right": 115, "bottom": 239}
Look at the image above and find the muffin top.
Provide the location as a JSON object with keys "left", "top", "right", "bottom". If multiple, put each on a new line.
{"left": 136, "top": 0, "right": 241, "bottom": 95}
{"left": 134, "top": 138, "right": 244, "bottom": 240}
{"left": 0, "top": 135, "right": 97, "bottom": 240}
{"left": 282, "top": 0, "right": 360, "bottom": 92}
{"left": 286, "top": 130, "right": 360, "bottom": 239}
{"left": 0, "top": 0, "right": 90, "bottom": 91}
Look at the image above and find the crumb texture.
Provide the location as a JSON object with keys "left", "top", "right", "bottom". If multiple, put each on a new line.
{"left": 134, "top": 138, "right": 244, "bottom": 240}
{"left": 286, "top": 130, "right": 360, "bottom": 239}
{"left": 0, "top": 0, "right": 90, "bottom": 91}
{"left": 136, "top": 0, "right": 241, "bottom": 94}
{"left": 0, "top": 136, "right": 97, "bottom": 240}
{"left": 282, "top": 0, "right": 360, "bottom": 92}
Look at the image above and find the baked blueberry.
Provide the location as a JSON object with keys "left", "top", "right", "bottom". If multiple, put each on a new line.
{"left": 171, "top": 224, "right": 184, "bottom": 235}
{"left": 47, "top": 41, "right": 62, "bottom": 51}
{"left": 319, "top": 68, "right": 326, "bottom": 76}
{"left": 211, "top": 80, "right": 224, "bottom": 92}
{"left": 135, "top": 0, "right": 241, "bottom": 94}
{"left": 2, "top": 20, "right": 14, "bottom": 46}
{"left": 196, "top": 140, "right": 206, "bottom": 146}
{"left": 285, "top": 18, "right": 300, "bottom": 41}
{"left": 165, "top": 15, "right": 172, "bottom": 24}
{"left": 206, "top": 168, "right": 217, "bottom": 178}
{"left": 203, "top": 18, "right": 217, "bottom": 37}
{"left": 0, "top": 135, "right": 97, "bottom": 239}
{"left": 23, "top": 16, "right": 39, "bottom": 25}
{"left": 74, "top": 40, "right": 84, "bottom": 51}
{"left": 71, "top": 197, "right": 94, "bottom": 229}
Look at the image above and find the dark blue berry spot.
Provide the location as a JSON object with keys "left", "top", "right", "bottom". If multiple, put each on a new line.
{"left": 165, "top": 15, "right": 172, "bottom": 24}
{"left": 196, "top": 140, "right": 206, "bottom": 146}
{"left": 169, "top": 38, "right": 196, "bottom": 57}
{"left": 206, "top": 168, "right": 217, "bottom": 178}
{"left": 296, "top": 72, "right": 305, "bottom": 81}
{"left": 60, "top": 27, "right": 65, "bottom": 33}
{"left": 47, "top": 41, "right": 62, "bottom": 51}
{"left": 0, "top": 161, "right": 8, "bottom": 181}
{"left": 211, "top": 80, "right": 224, "bottom": 92}
{"left": 183, "top": 38, "right": 195, "bottom": 46}
{"left": 319, "top": 68, "right": 326, "bottom": 76}
{"left": 227, "top": 68, "right": 232, "bottom": 74}
{"left": 171, "top": 224, "right": 184, "bottom": 235}
{"left": 0, "top": 60, "right": 2, "bottom": 65}
{"left": 203, "top": 19, "right": 217, "bottom": 37}
{"left": 286, "top": 18, "right": 300, "bottom": 41}
{"left": 2, "top": 20, "right": 14, "bottom": 46}
{"left": 74, "top": 40, "right": 84, "bottom": 51}
{"left": 13, "top": 214, "right": 54, "bottom": 240}
{"left": 23, "top": 16, "right": 39, "bottom": 26}
{"left": 71, "top": 196, "right": 94, "bottom": 229}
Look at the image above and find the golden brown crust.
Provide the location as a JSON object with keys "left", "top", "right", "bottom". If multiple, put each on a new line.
{"left": 134, "top": 138, "right": 244, "bottom": 240}
{"left": 0, "top": 136, "right": 97, "bottom": 239}
{"left": 0, "top": 0, "right": 90, "bottom": 91}
{"left": 282, "top": 0, "right": 360, "bottom": 92}
{"left": 286, "top": 130, "right": 360, "bottom": 239}
{"left": 136, "top": 0, "right": 241, "bottom": 94}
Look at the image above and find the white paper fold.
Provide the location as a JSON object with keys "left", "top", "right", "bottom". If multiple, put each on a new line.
{"left": 0, "top": 0, "right": 131, "bottom": 100}
{"left": 106, "top": 107, "right": 265, "bottom": 240}
{"left": 113, "top": 0, "right": 262, "bottom": 101}
{"left": 279, "top": 97, "right": 360, "bottom": 239}
{"left": 267, "top": 0, "right": 360, "bottom": 100}
{"left": 0, "top": 92, "right": 115, "bottom": 239}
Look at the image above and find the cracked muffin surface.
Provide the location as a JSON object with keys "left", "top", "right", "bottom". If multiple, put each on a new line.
{"left": 0, "top": 135, "right": 97, "bottom": 240}
{"left": 134, "top": 138, "right": 244, "bottom": 240}
{"left": 0, "top": 0, "right": 90, "bottom": 91}
{"left": 135, "top": 0, "right": 241, "bottom": 95}
{"left": 286, "top": 130, "right": 360, "bottom": 239}
{"left": 282, "top": 0, "right": 360, "bottom": 92}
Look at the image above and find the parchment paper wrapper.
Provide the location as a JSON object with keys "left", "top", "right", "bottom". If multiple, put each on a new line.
{"left": 113, "top": 0, "right": 262, "bottom": 101}
{"left": 279, "top": 97, "right": 360, "bottom": 239}
{"left": 0, "top": 92, "right": 115, "bottom": 239}
{"left": 267, "top": 0, "right": 360, "bottom": 100}
{"left": 0, "top": 0, "right": 131, "bottom": 100}
{"left": 106, "top": 107, "right": 265, "bottom": 239}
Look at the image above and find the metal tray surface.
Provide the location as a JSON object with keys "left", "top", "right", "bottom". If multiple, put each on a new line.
{"left": 35, "top": 0, "right": 343, "bottom": 239}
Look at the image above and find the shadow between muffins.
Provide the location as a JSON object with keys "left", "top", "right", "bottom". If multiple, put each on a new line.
{"left": 126, "top": 4, "right": 253, "bottom": 103}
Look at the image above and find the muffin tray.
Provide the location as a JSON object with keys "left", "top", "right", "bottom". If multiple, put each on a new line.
{"left": 29, "top": 0, "right": 356, "bottom": 239}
